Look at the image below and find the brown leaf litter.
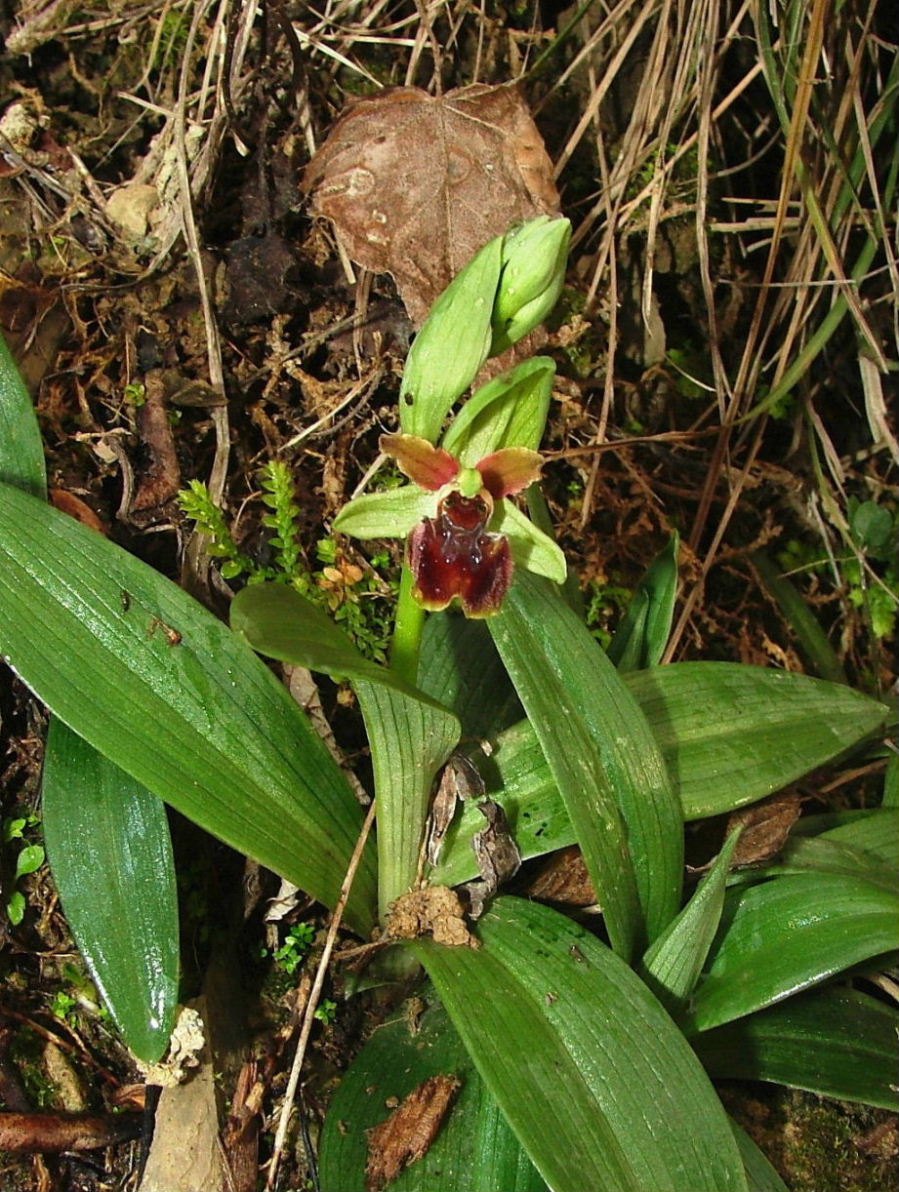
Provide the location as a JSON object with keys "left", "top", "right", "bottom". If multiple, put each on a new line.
{"left": 365, "top": 1073, "right": 461, "bottom": 1191}
{"left": 306, "top": 83, "right": 559, "bottom": 325}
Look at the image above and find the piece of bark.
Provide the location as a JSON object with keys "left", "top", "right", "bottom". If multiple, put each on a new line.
{"left": 306, "top": 84, "right": 559, "bottom": 325}
{"left": 0, "top": 1111, "right": 140, "bottom": 1153}
{"left": 526, "top": 845, "right": 598, "bottom": 907}
{"left": 365, "top": 1074, "right": 461, "bottom": 1192}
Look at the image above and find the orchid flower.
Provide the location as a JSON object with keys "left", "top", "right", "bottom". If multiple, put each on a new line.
{"left": 333, "top": 432, "right": 566, "bottom": 618}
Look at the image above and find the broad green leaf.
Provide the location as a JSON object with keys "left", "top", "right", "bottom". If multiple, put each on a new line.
{"left": 732, "top": 832, "right": 896, "bottom": 893}
{"left": 695, "top": 986, "right": 899, "bottom": 1110}
{"left": 607, "top": 534, "right": 679, "bottom": 671}
{"left": 417, "top": 615, "right": 521, "bottom": 739}
{"left": 882, "top": 753, "right": 898, "bottom": 807}
{"left": 319, "top": 995, "right": 546, "bottom": 1192}
{"left": 2, "top": 327, "right": 180, "bottom": 1059}
{"left": 441, "top": 357, "right": 555, "bottom": 463}
{"left": 489, "top": 571, "right": 682, "bottom": 956}
{"left": 730, "top": 1121, "right": 789, "bottom": 1192}
{"left": 0, "top": 482, "right": 376, "bottom": 935}
{"left": 0, "top": 330, "right": 46, "bottom": 498}
{"left": 413, "top": 897, "right": 748, "bottom": 1192}
{"left": 356, "top": 679, "right": 459, "bottom": 920}
{"left": 685, "top": 873, "right": 899, "bottom": 1032}
{"left": 640, "top": 827, "right": 743, "bottom": 1015}
{"left": 625, "top": 664, "right": 888, "bottom": 820}
{"left": 231, "top": 581, "right": 425, "bottom": 699}
{"left": 433, "top": 663, "right": 889, "bottom": 885}
{"left": 230, "top": 580, "right": 459, "bottom": 919}
{"left": 400, "top": 235, "right": 503, "bottom": 443}
{"left": 820, "top": 808, "right": 898, "bottom": 866}
{"left": 42, "top": 720, "right": 178, "bottom": 1062}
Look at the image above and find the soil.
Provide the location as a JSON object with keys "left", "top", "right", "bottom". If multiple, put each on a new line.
{"left": 1, "top": 3, "right": 896, "bottom": 1190}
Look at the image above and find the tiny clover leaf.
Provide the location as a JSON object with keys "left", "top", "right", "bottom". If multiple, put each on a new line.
{"left": 333, "top": 431, "right": 565, "bottom": 618}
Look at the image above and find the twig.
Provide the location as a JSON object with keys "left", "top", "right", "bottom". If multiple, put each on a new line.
{"left": 265, "top": 798, "right": 378, "bottom": 1192}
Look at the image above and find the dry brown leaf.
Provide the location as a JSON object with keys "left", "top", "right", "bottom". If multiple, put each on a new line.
{"left": 526, "top": 844, "right": 598, "bottom": 907}
{"left": 727, "top": 791, "right": 803, "bottom": 868}
{"left": 365, "top": 1074, "right": 461, "bottom": 1192}
{"left": 306, "top": 84, "right": 559, "bottom": 324}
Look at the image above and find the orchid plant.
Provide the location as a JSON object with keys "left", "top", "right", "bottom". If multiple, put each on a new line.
{"left": 0, "top": 219, "right": 896, "bottom": 1192}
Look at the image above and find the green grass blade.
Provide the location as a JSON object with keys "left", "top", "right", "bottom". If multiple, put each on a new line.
{"left": 489, "top": 571, "right": 681, "bottom": 957}
{"left": 42, "top": 720, "right": 179, "bottom": 1062}
{"left": 0, "top": 482, "right": 376, "bottom": 934}
{"left": 319, "top": 995, "right": 547, "bottom": 1192}
{"left": 414, "top": 896, "right": 748, "bottom": 1192}
{"left": 695, "top": 987, "right": 899, "bottom": 1111}
{"left": 750, "top": 551, "right": 847, "bottom": 684}
{"left": 685, "top": 873, "right": 899, "bottom": 1033}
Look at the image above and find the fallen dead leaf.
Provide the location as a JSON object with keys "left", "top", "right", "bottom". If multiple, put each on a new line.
{"left": 365, "top": 1074, "right": 461, "bottom": 1192}
{"left": 526, "top": 844, "right": 598, "bottom": 907}
{"left": 306, "top": 84, "right": 559, "bottom": 325}
{"left": 727, "top": 791, "right": 803, "bottom": 867}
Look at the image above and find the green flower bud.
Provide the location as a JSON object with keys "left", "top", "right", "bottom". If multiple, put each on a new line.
{"left": 490, "top": 216, "right": 571, "bottom": 356}
{"left": 399, "top": 235, "right": 504, "bottom": 443}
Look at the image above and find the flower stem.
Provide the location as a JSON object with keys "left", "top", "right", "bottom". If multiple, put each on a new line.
{"left": 390, "top": 564, "right": 425, "bottom": 685}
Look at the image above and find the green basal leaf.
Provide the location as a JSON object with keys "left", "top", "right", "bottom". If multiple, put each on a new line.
{"left": 607, "top": 533, "right": 679, "bottom": 671}
{"left": 882, "top": 754, "right": 898, "bottom": 807}
{"left": 0, "top": 330, "right": 47, "bottom": 499}
{"left": 319, "top": 994, "right": 547, "bottom": 1192}
{"left": 624, "top": 664, "right": 889, "bottom": 821}
{"left": 640, "top": 827, "right": 743, "bottom": 1015}
{"left": 232, "top": 581, "right": 424, "bottom": 700}
{"left": 441, "top": 357, "right": 555, "bottom": 464}
{"left": 732, "top": 832, "right": 895, "bottom": 893}
{"left": 417, "top": 615, "right": 521, "bottom": 740}
{"left": 230, "top": 580, "right": 459, "bottom": 919}
{"left": 413, "top": 897, "right": 748, "bottom": 1192}
{"left": 0, "top": 482, "right": 377, "bottom": 935}
{"left": 685, "top": 872, "right": 899, "bottom": 1033}
{"left": 356, "top": 678, "right": 459, "bottom": 920}
{"left": 730, "top": 1121, "right": 789, "bottom": 1192}
{"left": 332, "top": 485, "right": 434, "bottom": 540}
{"left": 42, "top": 720, "right": 179, "bottom": 1062}
{"left": 494, "top": 501, "right": 568, "bottom": 585}
{"left": 819, "top": 808, "right": 898, "bottom": 866}
{"left": 695, "top": 986, "right": 899, "bottom": 1110}
{"left": 432, "top": 663, "right": 889, "bottom": 887}
{"left": 489, "top": 572, "right": 682, "bottom": 957}
{"left": 400, "top": 236, "right": 504, "bottom": 443}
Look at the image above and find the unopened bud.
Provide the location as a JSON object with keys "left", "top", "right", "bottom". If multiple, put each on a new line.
{"left": 490, "top": 216, "right": 571, "bottom": 355}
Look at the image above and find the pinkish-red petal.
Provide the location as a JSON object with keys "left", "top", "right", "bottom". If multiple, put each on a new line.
{"left": 408, "top": 492, "right": 514, "bottom": 618}
{"left": 476, "top": 447, "right": 542, "bottom": 500}
{"left": 380, "top": 433, "right": 459, "bottom": 492}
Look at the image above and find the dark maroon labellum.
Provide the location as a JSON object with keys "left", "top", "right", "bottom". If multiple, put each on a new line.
{"left": 408, "top": 491, "right": 513, "bottom": 618}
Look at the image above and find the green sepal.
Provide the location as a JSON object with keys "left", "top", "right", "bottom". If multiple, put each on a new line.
{"left": 493, "top": 500, "right": 567, "bottom": 585}
{"left": 441, "top": 357, "right": 556, "bottom": 465}
{"left": 399, "top": 235, "right": 504, "bottom": 443}
{"left": 333, "top": 485, "right": 435, "bottom": 539}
